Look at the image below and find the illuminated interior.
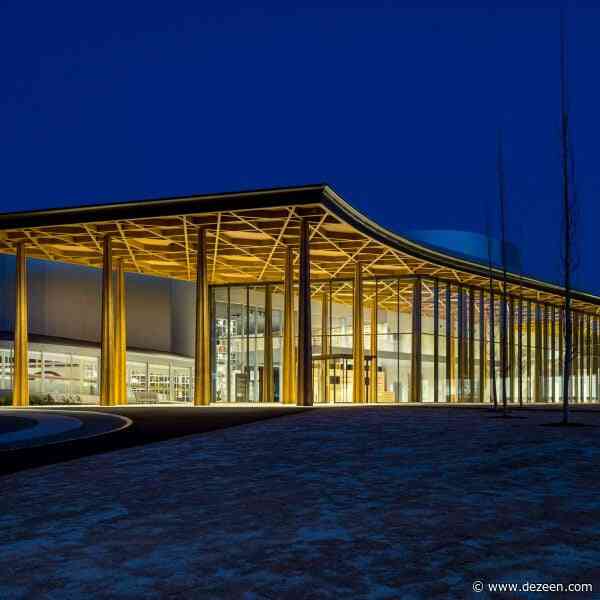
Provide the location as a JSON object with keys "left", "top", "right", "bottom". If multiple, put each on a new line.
{"left": 0, "top": 184, "right": 598, "bottom": 406}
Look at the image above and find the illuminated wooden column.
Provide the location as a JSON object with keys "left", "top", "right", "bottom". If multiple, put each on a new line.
{"left": 12, "top": 243, "right": 29, "bottom": 407}
{"left": 445, "top": 285, "right": 452, "bottom": 402}
{"left": 527, "top": 300, "right": 532, "bottom": 402}
{"left": 558, "top": 308, "right": 564, "bottom": 402}
{"left": 468, "top": 289, "right": 475, "bottom": 402}
{"left": 194, "top": 228, "right": 210, "bottom": 406}
{"left": 321, "top": 291, "right": 329, "bottom": 404}
{"left": 534, "top": 304, "right": 542, "bottom": 402}
{"left": 262, "top": 284, "right": 273, "bottom": 403}
{"left": 114, "top": 259, "right": 127, "bottom": 405}
{"left": 592, "top": 317, "right": 600, "bottom": 402}
{"left": 572, "top": 313, "right": 578, "bottom": 403}
{"left": 509, "top": 298, "right": 515, "bottom": 403}
{"left": 518, "top": 298, "right": 523, "bottom": 406}
{"left": 587, "top": 314, "right": 592, "bottom": 402}
{"left": 457, "top": 287, "right": 463, "bottom": 402}
{"left": 433, "top": 280, "right": 439, "bottom": 403}
{"left": 282, "top": 246, "right": 296, "bottom": 404}
{"left": 580, "top": 315, "right": 586, "bottom": 402}
{"left": 352, "top": 261, "right": 365, "bottom": 403}
{"left": 479, "top": 289, "right": 486, "bottom": 404}
{"left": 100, "top": 236, "right": 115, "bottom": 406}
{"left": 550, "top": 307, "right": 556, "bottom": 403}
{"left": 411, "top": 278, "right": 422, "bottom": 403}
{"left": 296, "top": 219, "right": 313, "bottom": 406}
{"left": 369, "top": 286, "right": 378, "bottom": 403}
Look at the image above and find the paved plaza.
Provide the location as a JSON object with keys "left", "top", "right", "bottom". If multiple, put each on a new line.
{"left": 2, "top": 407, "right": 600, "bottom": 598}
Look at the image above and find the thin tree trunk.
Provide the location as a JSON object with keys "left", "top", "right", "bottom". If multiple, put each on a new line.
{"left": 497, "top": 131, "right": 509, "bottom": 416}
{"left": 486, "top": 213, "right": 498, "bottom": 410}
{"left": 560, "top": 11, "right": 571, "bottom": 425}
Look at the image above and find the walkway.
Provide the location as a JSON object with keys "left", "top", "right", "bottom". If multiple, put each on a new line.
{"left": 1, "top": 407, "right": 600, "bottom": 598}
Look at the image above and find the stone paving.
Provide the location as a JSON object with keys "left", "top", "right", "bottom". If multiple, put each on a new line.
{"left": 1, "top": 407, "right": 600, "bottom": 599}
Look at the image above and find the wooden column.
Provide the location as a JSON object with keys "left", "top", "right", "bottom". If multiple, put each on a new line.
{"left": 433, "top": 280, "right": 439, "bottom": 403}
{"left": 479, "top": 289, "right": 486, "bottom": 404}
{"left": 534, "top": 304, "right": 542, "bottom": 402}
{"left": 296, "top": 219, "right": 313, "bottom": 406}
{"left": 587, "top": 314, "right": 592, "bottom": 402}
{"left": 593, "top": 317, "right": 600, "bottom": 402}
{"left": 263, "top": 284, "right": 273, "bottom": 403}
{"left": 114, "top": 259, "right": 127, "bottom": 405}
{"left": 446, "top": 285, "right": 452, "bottom": 402}
{"left": 321, "top": 291, "right": 329, "bottom": 404}
{"left": 369, "top": 286, "right": 378, "bottom": 403}
{"left": 527, "top": 300, "right": 532, "bottom": 402}
{"left": 457, "top": 287, "right": 463, "bottom": 402}
{"left": 509, "top": 298, "right": 516, "bottom": 403}
{"left": 194, "top": 228, "right": 210, "bottom": 405}
{"left": 282, "top": 246, "right": 296, "bottom": 404}
{"left": 100, "top": 236, "right": 114, "bottom": 406}
{"left": 468, "top": 289, "right": 475, "bottom": 402}
{"left": 576, "top": 310, "right": 579, "bottom": 403}
{"left": 551, "top": 307, "right": 556, "bottom": 403}
{"left": 411, "top": 279, "right": 422, "bottom": 403}
{"left": 12, "top": 243, "right": 29, "bottom": 407}
{"left": 559, "top": 308, "right": 564, "bottom": 402}
{"left": 518, "top": 297, "right": 523, "bottom": 406}
{"left": 352, "top": 261, "right": 365, "bottom": 403}
{"left": 579, "top": 314, "right": 585, "bottom": 402}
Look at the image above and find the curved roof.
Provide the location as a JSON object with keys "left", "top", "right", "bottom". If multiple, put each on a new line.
{"left": 0, "top": 183, "right": 597, "bottom": 315}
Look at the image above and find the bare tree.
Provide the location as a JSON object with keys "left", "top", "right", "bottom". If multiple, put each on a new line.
{"left": 497, "top": 130, "right": 510, "bottom": 416}
{"left": 559, "top": 10, "right": 577, "bottom": 425}
{"left": 485, "top": 183, "right": 498, "bottom": 410}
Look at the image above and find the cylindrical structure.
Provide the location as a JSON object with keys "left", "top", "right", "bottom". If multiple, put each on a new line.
{"left": 527, "top": 300, "right": 532, "bottom": 402}
{"left": 369, "top": 289, "right": 378, "bottom": 404}
{"left": 457, "top": 287, "right": 464, "bottom": 402}
{"left": 194, "top": 228, "right": 210, "bottom": 405}
{"left": 445, "top": 285, "right": 452, "bottom": 402}
{"left": 509, "top": 298, "right": 515, "bottom": 403}
{"left": 433, "top": 280, "right": 439, "bottom": 403}
{"left": 352, "top": 261, "right": 365, "bottom": 403}
{"left": 534, "top": 304, "right": 542, "bottom": 403}
{"left": 100, "top": 236, "right": 114, "bottom": 406}
{"left": 282, "top": 246, "right": 296, "bottom": 404}
{"left": 468, "top": 289, "right": 475, "bottom": 402}
{"left": 321, "top": 291, "right": 329, "bottom": 404}
{"left": 12, "top": 243, "right": 29, "bottom": 407}
{"left": 479, "top": 289, "right": 486, "bottom": 404}
{"left": 296, "top": 219, "right": 313, "bottom": 406}
{"left": 262, "top": 284, "right": 273, "bottom": 403}
{"left": 411, "top": 278, "right": 422, "bottom": 403}
{"left": 518, "top": 297, "right": 523, "bottom": 406}
{"left": 115, "top": 259, "right": 127, "bottom": 405}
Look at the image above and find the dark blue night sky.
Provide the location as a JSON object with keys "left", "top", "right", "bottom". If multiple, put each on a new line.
{"left": 2, "top": 2, "right": 599, "bottom": 292}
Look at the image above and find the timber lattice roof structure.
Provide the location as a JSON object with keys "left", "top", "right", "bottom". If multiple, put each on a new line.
{"left": 0, "top": 184, "right": 598, "bottom": 315}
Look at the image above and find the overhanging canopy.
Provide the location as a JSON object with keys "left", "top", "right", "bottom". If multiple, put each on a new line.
{"left": 0, "top": 183, "right": 597, "bottom": 315}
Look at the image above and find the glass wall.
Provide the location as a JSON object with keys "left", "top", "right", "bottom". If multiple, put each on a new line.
{"left": 0, "top": 345, "right": 192, "bottom": 405}
{"left": 2, "top": 276, "right": 596, "bottom": 407}
{"left": 210, "top": 277, "right": 600, "bottom": 405}
{"left": 212, "top": 284, "right": 283, "bottom": 403}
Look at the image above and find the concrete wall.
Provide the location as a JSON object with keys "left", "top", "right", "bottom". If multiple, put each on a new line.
{"left": 0, "top": 255, "right": 194, "bottom": 356}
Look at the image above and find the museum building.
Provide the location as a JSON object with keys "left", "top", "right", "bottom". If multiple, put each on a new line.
{"left": 0, "top": 184, "right": 598, "bottom": 407}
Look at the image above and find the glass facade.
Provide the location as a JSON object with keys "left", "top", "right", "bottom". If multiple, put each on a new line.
{"left": 1, "top": 277, "right": 597, "bottom": 407}
{"left": 213, "top": 285, "right": 283, "bottom": 403}
{"left": 0, "top": 344, "right": 192, "bottom": 406}
{"left": 211, "top": 277, "right": 600, "bottom": 404}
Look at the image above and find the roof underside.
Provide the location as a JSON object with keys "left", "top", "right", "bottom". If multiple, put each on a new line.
{"left": 0, "top": 184, "right": 597, "bottom": 315}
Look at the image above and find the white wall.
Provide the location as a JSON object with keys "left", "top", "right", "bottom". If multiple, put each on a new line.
{"left": 0, "top": 255, "right": 193, "bottom": 356}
